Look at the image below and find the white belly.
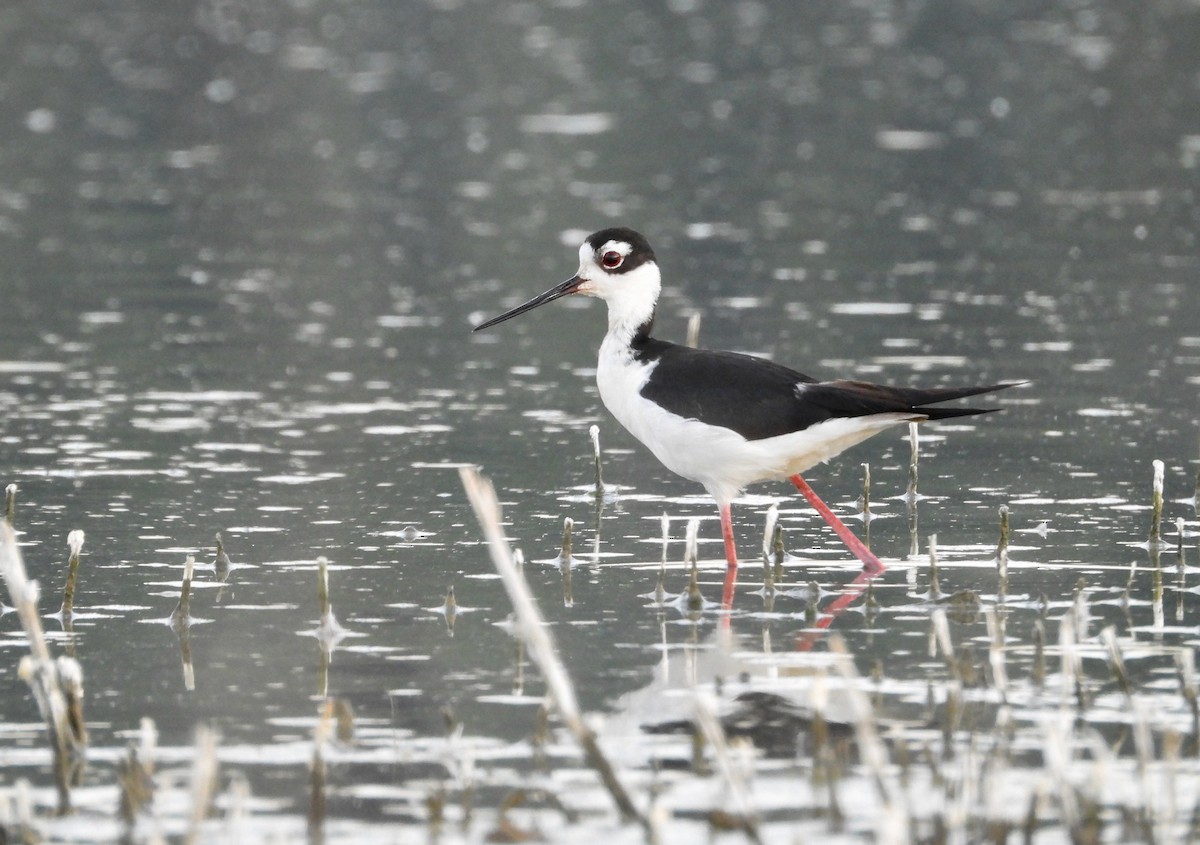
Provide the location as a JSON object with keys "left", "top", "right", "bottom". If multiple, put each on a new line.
{"left": 596, "top": 345, "right": 915, "bottom": 505}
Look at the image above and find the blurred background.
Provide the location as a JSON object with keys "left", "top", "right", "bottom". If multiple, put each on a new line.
{"left": 1, "top": 0, "right": 1198, "bottom": 839}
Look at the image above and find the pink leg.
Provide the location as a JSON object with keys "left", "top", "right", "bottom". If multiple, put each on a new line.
{"left": 790, "top": 474, "right": 886, "bottom": 577}
{"left": 719, "top": 503, "right": 738, "bottom": 609}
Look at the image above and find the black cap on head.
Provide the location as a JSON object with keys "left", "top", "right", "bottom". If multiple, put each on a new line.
{"left": 586, "top": 227, "right": 656, "bottom": 273}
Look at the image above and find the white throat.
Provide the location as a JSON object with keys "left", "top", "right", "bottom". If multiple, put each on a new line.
{"left": 583, "top": 260, "right": 661, "bottom": 347}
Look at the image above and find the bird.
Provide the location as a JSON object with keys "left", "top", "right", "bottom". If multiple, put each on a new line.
{"left": 474, "top": 227, "right": 1017, "bottom": 607}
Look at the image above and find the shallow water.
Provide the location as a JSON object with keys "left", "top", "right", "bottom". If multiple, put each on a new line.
{"left": 1, "top": 0, "right": 1199, "bottom": 841}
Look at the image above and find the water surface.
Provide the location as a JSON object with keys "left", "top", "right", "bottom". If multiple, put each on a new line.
{"left": 1, "top": 0, "right": 1198, "bottom": 841}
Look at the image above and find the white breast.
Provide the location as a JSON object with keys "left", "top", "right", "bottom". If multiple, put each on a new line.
{"left": 595, "top": 336, "right": 917, "bottom": 505}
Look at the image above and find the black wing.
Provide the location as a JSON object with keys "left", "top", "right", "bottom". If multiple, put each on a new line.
{"left": 634, "top": 337, "right": 1016, "bottom": 441}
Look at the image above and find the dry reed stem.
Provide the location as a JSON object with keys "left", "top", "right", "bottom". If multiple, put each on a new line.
{"left": 459, "top": 467, "right": 648, "bottom": 830}
{"left": 827, "top": 635, "right": 906, "bottom": 842}
{"left": 184, "top": 725, "right": 219, "bottom": 845}
{"left": 692, "top": 693, "right": 763, "bottom": 845}
{"left": 1150, "top": 459, "right": 1165, "bottom": 547}
{"left": 60, "top": 530, "right": 85, "bottom": 617}
{"left": 1, "top": 522, "right": 87, "bottom": 813}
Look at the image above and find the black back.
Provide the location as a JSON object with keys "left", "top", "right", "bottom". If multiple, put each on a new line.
{"left": 632, "top": 335, "right": 1010, "bottom": 441}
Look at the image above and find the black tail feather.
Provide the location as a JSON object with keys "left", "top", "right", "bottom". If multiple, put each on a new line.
{"left": 803, "top": 380, "right": 1025, "bottom": 422}
{"left": 902, "top": 381, "right": 1026, "bottom": 420}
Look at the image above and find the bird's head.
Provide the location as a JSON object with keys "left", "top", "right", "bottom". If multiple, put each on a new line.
{"left": 473, "top": 227, "right": 660, "bottom": 332}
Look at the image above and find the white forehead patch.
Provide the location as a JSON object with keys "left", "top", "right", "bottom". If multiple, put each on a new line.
{"left": 598, "top": 240, "right": 631, "bottom": 257}
{"left": 579, "top": 239, "right": 632, "bottom": 265}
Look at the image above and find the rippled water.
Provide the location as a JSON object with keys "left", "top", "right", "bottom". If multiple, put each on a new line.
{"left": 1, "top": 0, "right": 1198, "bottom": 842}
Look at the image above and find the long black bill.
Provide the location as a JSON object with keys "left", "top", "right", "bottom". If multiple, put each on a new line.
{"left": 472, "top": 276, "right": 583, "bottom": 331}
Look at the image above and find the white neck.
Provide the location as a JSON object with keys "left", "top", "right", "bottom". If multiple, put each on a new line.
{"left": 590, "top": 261, "right": 661, "bottom": 349}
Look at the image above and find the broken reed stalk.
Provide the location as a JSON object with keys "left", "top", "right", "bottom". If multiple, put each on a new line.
{"left": 561, "top": 551, "right": 575, "bottom": 608}
{"left": 317, "top": 556, "right": 331, "bottom": 620}
{"left": 685, "top": 518, "right": 703, "bottom": 611}
{"left": 805, "top": 581, "right": 819, "bottom": 628}
{"left": 761, "top": 505, "right": 778, "bottom": 592}
{"left": 316, "top": 556, "right": 343, "bottom": 640}
{"left": 685, "top": 517, "right": 699, "bottom": 567}
{"left": 589, "top": 425, "right": 604, "bottom": 495}
{"left": 1142, "top": 468, "right": 1167, "bottom": 624}
{"left": 60, "top": 530, "right": 85, "bottom": 617}
{"left": 560, "top": 517, "right": 574, "bottom": 562}
{"left": 654, "top": 514, "right": 670, "bottom": 605}
{"left": 172, "top": 555, "right": 195, "bottom": 629}
{"left": 995, "top": 506, "right": 1009, "bottom": 597}
{"left": 1, "top": 521, "right": 88, "bottom": 814}
{"left": 1125, "top": 557, "right": 1139, "bottom": 601}
{"left": 5, "top": 482, "right": 15, "bottom": 523}
{"left": 1150, "top": 459, "right": 1165, "bottom": 548}
{"left": 760, "top": 505, "right": 778, "bottom": 568}
{"left": 459, "top": 467, "right": 648, "bottom": 830}
{"left": 314, "top": 557, "right": 343, "bottom": 695}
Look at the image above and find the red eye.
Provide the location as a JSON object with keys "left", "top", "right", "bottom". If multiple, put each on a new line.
{"left": 601, "top": 250, "right": 623, "bottom": 269}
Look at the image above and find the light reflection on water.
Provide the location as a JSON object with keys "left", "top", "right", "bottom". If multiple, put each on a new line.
{"left": 1, "top": 0, "right": 1199, "bottom": 840}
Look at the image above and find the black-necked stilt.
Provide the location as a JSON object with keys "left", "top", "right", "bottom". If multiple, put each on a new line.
{"left": 475, "top": 227, "right": 1017, "bottom": 606}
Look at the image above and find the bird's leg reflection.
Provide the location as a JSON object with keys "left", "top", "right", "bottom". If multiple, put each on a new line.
{"left": 795, "top": 566, "right": 884, "bottom": 652}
